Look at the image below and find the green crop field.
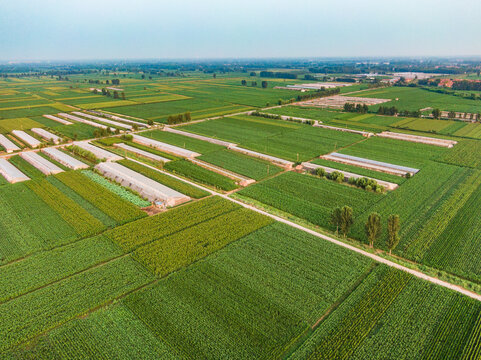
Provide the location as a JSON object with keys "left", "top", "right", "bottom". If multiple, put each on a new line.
{"left": 54, "top": 171, "right": 146, "bottom": 225}
{"left": 123, "top": 223, "right": 375, "bottom": 359}
{"left": 237, "top": 171, "right": 382, "bottom": 227}
{"left": 141, "top": 129, "right": 223, "bottom": 154}
{"left": 182, "top": 115, "right": 302, "bottom": 144}
{"left": 338, "top": 136, "right": 447, "bottom": 169}
{"left": 182, "top": 115, "right": 363, "bottom": 161}
{"left": 164, "top": 159, "right": 238, "bottom": 191}
{"left": 199, "top": 149, "right": 283, "bottom": 180}
{"left": 441, "top": 139, "right": 481, "bottom": 168}
{"left": 353, "top": 86, "right": 481, "bottom": 113}
{"left": 1, "top": 67, "right": 481, "bottom": 359}
{"left": 291, "top": 265, "right": 481, "bottom": 359}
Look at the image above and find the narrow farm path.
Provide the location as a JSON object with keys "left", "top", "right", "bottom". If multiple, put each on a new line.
{"left": 129, "top": 157, "right": 481, "bottom": 303}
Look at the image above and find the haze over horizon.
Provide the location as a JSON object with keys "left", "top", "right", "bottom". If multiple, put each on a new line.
{"left": 1, "top": 0, "right": 480, "bottom": 61}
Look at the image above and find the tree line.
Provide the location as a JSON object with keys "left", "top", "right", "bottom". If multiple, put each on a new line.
{"left": 167, "top": 112, "right": 192, "bottom": 125}
{"left": 343, "top": 103, "right": 369, "bottom": 114}
{"left": 330, "top": 206, "right": 400, "bottom": 254}
{"left": 93, "top": 88, "right": 126, "bottom": 100}
{"left": 259, "top": 71, "right": 297, "bottom": 79}
{"left": 241, "top": 80, "right": 268, "bottom": 88}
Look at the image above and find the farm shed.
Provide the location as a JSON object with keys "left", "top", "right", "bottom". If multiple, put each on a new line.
{"left": 72, "top": 112, "right": 132, "bottom": 130}
{"left": 95, "top": 161, "right": 190, "bottom": 207}
{"left": 31, "top": 128, "right": 61, "bottom": 144}
{"left": 0, "top": 134, "right": 20, "bottom": 153}
{"left": 322, "top": 152, "right": 419, "bottom": 176}
{"left": 0, "top": 158, "right": 29, "bottom": 183}
{"left": 377, "top": 131, "right": 457, "bottom": 148}
{"left": 164, "top": 127, "right": 236, "bottom": 148}
{"left": 302, "top": 162, "right": 398, "bottom": 191}
{"left": 42, "top": 114, "right": 72, "bottom": 125}
{"left": 19, "top": 151, "right": 63, "bottom": 175}
{"left": 132, "top": 134, "right": 201, "bottom": 159}
{"left": 230, "top": 146, "right": 294, "bottom": 169}
{"left": 73, "top": 141, "right": 123, "bottom": 162}
{"left": 58, "top": 113, "right": 115, "bottom": 132}
{"left": 42, "top": 147, "right": 89, "bottom": 170}
{"left": 11, "top": 130, "right": 42, "bottom": 148}
{"left": 113, "top": 143, "right": 171, "bottom": 163}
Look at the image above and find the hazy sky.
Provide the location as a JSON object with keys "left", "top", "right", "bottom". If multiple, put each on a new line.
{"left": 1, "top": 0, "right": 480, "bottom": 60}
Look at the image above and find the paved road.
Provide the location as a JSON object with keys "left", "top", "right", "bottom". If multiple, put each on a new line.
{"left": 128, "top": 158, "right": 481, "bottom": 302}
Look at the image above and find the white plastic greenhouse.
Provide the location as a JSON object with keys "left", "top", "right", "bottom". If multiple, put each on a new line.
{"left": 0, "top": 158, "right": 29, "bottom": 183}
{"left": 20, "top": 152, "right": 64, "bottom": 175}
{"left": 31, "top": 128, "right": 61, "bottom": 144}
{"left": 90, "top": 111, "right": 147, "bottom": 127}
{"left": 42, "top": 148, "right": 89, "bottom": 170}
{"left": 113, "top": 143, "right": 171, "bottom": 163}
{"left": 376, "top": 132, "right": 457, "bottom": 148}
{"left": 0, "top": 134, "right": 20, "bottom": 153}
{"left": 95, "top": 161, "right": 190, "bottom": 207}
{"left": 322, "top": 152, "right": 419, "bottom": 176}
{"left": 58, "top": 113, "right": 115, "bottom": 132}
{"left": 132, "top": 134, "right": 201, "bottom": 158}
{"left": 43, "top": 114, "right": 73, "bottom": 125}
{"left": 11, "top": 130, "right": 42, "bottom": 148}
{"left": 73, "top": 141, "right": 123, "bottom": 162}
{"left": 163, "top": 127, "right": 236, "bottom": 148}
{"left": 72, "top": 112, "right": 132, "bottom": 130}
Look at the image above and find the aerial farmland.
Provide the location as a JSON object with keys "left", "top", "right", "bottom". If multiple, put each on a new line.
{"left": 0, "top": 60, "right": 480, "bottom": 359}
{"left": 1, "top": 0, "right": 481, "bottom": 357}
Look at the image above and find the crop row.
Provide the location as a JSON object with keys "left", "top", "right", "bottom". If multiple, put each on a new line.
{"left": 238, "top": 171, "right": 380, "bottom": 228}
{"left": 422, "top": 179, "right": 481, "bottom": 283}
{"left": 118, "top": 159, "right": 209, "bottom": 199}
{"left": 461, "top": 313, "right": 481, "bottom": 359}
{"left": 350, "top": 161, "right": 463, "bottom": 252}
{"left": 441, "top": 139, "right": 481, "bottom": 169}
{"left": 0, "top": 235, "right": 121, "bottom": 304}
{"left": 199, "top": 149, "right": 283, "bottom": 181}
{"left": 133, "top": 207, "right": 274, "bottom": 276}
{"left": 5, "top": 304, "right": 176, "bottom": 359}
{"left": 342, "top": 277, "right": 475, "bottom": 359}
{"left": 104, "top": 196, "right": 240, "bottom": 252}
{"left": 306, "top": 268, "right": 410, "bottom": 359}
{"left": 338, "top": 136, "right": 447, "bottom": 169}
{"left": 26, "top": 179, "right": 105, "bottom": 237}
{"left": 55, "top": 171, "right": 146, "bottom": 224}
{"left": 242, "top": 125, "right": 363, "bottom": 162}
{"left": 164, "top": 159, "right": 238, "bottom": 191}
{"left": 422, "top": 295, "right": 481, "bottom": 359}
{"left": 181, "top": 114, "right": 301, "bottom": 145}
{"left": 0, "top": 256, "right": 153, "bottom": 352}
{"left": 0, "top": 183, "right": 79, "bottom": 264}
{"left": 124, "top": 222, "right": 372, "bottom": 359}
{"left": 405, "top": 168, "right": 481, "bottom": 260}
